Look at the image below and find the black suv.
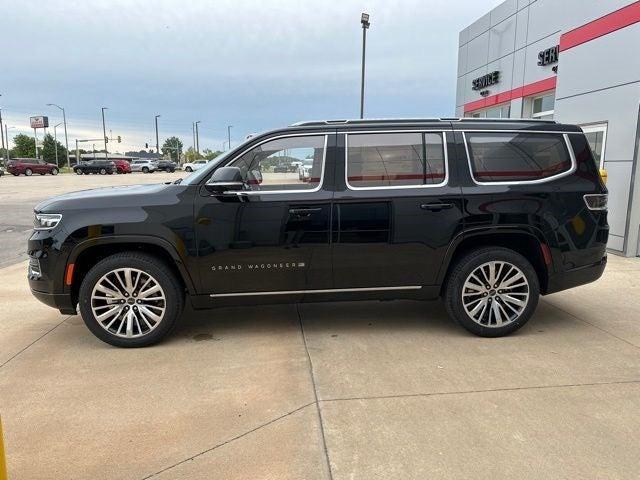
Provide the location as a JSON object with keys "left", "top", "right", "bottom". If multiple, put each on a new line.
{"left": 73, "top": 160, "right": 116, "bottom": 175}
{"left": 28, "top": 119, "right": 608, "bottom": 347}
{"left": 156, "top": 159, "right": 177, "bottom": 172}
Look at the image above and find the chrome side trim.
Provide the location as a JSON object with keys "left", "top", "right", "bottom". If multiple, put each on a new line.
{"left": 459, "top": 129, "right": 582, "bottom": 134}
{"left": 209, "top": 285, "right": 422, "bottom": 298}
{"left": 462, "top": 132, "right": 578, "bottom": 186}
{"left": 344, "top": 130, "right": 449, "bottom": 191}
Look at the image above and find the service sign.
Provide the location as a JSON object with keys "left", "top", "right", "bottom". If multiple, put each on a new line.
{"left": 30, "top": 116, "right": 49, "bottom": 129}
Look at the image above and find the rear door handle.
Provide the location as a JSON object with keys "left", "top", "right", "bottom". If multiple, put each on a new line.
{"left": 420, "top": 203, "right": 454, "bottom": 211}
{"left": 289, "top": 207, "right": 322, "bottom": 216}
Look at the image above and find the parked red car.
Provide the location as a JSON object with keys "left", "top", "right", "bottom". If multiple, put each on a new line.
{"left": 6, "top": 158, "right": 59, "bottom": 176}
{"left": 112, "top": 159, "right": 131, "bottom": 174}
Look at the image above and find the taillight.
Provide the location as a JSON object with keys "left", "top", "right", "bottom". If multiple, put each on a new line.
{"left": 584, "top": 194, "right": 608, "bottom": 211}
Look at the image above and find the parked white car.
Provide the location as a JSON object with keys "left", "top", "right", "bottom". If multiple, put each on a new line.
{"left": 182, "top": 160, "right": 208, "bottom": 172}
{"left": 130, "top": 159, "right": 158, "bottom": 173}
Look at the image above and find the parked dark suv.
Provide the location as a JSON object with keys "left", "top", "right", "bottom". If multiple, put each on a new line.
{"left": 28, "top": 119, "right": 608, "bottom": 347}
{"left": 7, "top": 158, "right": 59, "bottom": 176}
{"left": 73, "top": 160, "right": 116, "bottom": 175}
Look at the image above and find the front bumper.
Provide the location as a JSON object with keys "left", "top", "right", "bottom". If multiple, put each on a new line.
{"left": 30, "top": 288, "right": 77, "bottom": 315}
{"left": 546, "top": 255, "right": 607, "bottom": 295}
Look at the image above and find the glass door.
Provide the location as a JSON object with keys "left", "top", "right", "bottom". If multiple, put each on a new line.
{"left": 582, "top": 123, "right": 608, "bottom": 168}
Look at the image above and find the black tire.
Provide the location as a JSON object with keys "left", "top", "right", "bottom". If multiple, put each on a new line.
{"left": 185, "top": 166, "right": 192, "bottom": 172}
{"left": 444, "top": 247, "right": 540, "bottom": 338}
{"left": 142, "top": 167, "right": 149, "bottom": 173}
{"left": 99, "top": 168, "right": 107, "bottom": 175}
{"left": 78, "top": 252, "right": 184, "bottom": 347}
{"left": 51, "top": 168, "right": 59, "bottom": 175}
{"left": 75, "top": 169, "right": 83, "bottom": 175}
{"left": 25, "top": 168, "right": 33, "bottom": 176}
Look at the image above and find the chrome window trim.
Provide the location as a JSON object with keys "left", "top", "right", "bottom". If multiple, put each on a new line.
{"left": 216, "top": 132, "right": 330, "bottom": 195}
{"left": 459, "top": 129, "right": 583, "bottom": 134}
{"left": 210, "top": 285, "right": 422, "bottom": 298}
{"left": 344, "top": 130, "right": 449, "bottom": 191}
{"left": 462, "top": 131, "right": 577, "bottom": 186}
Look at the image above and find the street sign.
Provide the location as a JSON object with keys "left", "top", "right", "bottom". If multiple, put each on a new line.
{"left": 30, "top": 116, "right": 49, "bottom": 129}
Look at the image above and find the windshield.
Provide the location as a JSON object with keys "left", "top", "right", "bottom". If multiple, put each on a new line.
{"left": 181, "top": 149, "right": 235, "bottom": 185}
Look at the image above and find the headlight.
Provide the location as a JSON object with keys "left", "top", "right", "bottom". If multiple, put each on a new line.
{"left": 34, "top": 213, "right": 62, "bottom": 230}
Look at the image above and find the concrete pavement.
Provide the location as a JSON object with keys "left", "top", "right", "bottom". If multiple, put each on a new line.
{"left": 0, "top": 254, "right": 639, "bottom": 479}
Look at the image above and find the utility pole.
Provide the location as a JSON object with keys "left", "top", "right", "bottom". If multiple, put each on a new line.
{"left": 54, "top": 122, "right": 62, "bottom": 167}
{"left": 227, "top": 125, "right": 232, "bottom": 152}
{"left": 4, "top": 125, "right": 9, "bottom": 160}
{"left": 360, "top": 13, "right": 370, "bottom": 119}
{"left": 101, "top": 107, "right": 108, "bottom": 161}
{"left": 155, "top": 114, "right": 161, "bottom": 158}
{"left": 192, "top": 122, "right": 196, "bottom": 152}
{"left": 195, "top": 120, "right": 201, "bottom": 155}
{"left": 47, "top": 103, "right": 70, "bottom": 168}
{"left": 0, "top": 107, "right": 5, "bottom": 162}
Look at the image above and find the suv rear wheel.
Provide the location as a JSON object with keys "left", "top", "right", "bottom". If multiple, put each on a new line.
{"left": 142, "top": 166, "right": 149, "bottom": 173}
{"left": 185, "top": 166, "right": 192, "bottom": 172}
{"left": 51, "top": 168, "right": 59, "bottom": 175}
{"left": 444, "top": 247, "right": 540, "bottom": 337}
{"left": 78, "top": 252, "right": 184, "bottom": 347}
{"left": 99, "top": 168, "right": 107, "bottom": 175}
{"left": 25, "top": 168, "right": 33, "bottom": 176}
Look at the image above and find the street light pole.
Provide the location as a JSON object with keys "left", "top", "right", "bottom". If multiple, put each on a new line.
{"left": 0, "top": 107, "right": 5, "bottom": 162}
{"left": 47, "top": 103, "right": 70, "bottom": 169}
{"left": 195, "top": 121, "right": 201, "bottom": 155}
{"left": 155, "top": 115, "right": 161, "bottom": 158}
{"left": 101, "top": 107, "right": 108, "bottom": 161}
{"left": 227, "top": 125, "right": 232, "bottom": 151}
{"left": 360, "top": 12, "right": 370, "bottom": 119}
{"left": 192, "top": 122, "right": 196, "bottom": 152}
{"left": 53, "top": 122, "right": 62, "bottom": 167}
{"left": 5, "top": 125, "right": 12, "bottom": 161}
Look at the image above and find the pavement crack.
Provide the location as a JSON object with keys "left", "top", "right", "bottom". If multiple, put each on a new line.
{"left": 320, "top": 379, "right": 640, "bottom": 404}
{"left": 140, "top": 402, "right": 315, "bottom": 479}
{"left": 543, "top": 299, "right": 640, "bottom": 350}
{"left": 0, "top": 315, "right": 71, "bottom": 369}
{"left": 296, "top": 303, "right": 335, "bottom": 480}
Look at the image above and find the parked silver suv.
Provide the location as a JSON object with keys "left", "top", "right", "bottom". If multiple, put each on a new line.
{"left": 130, "top": 159, "right": 158, "bottom": 173}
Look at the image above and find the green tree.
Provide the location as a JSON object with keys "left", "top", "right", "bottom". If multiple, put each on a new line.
{"left": 40, "top": 134, "right": 67, "bottom": 165}
{"left": 183, "top": 146, "right": 202, "bottom": 162}
{"left": 202, "top": 148, "right": 223, "bottom": 161}
{"left": 11, "top": 133, "right": 37, "bottom": 158}
{"left": 161, "top": 136, "right": 183, "bottom": 162}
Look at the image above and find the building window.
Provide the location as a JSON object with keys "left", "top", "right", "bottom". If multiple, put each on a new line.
{"left": 531, "top": 92, "right": 555, "bottom": 119}
{"left": 581, "top": 123, "right": 608, "bottom": 168}
{"left": 464, "top": 104, "right": 510, "bottom": 119}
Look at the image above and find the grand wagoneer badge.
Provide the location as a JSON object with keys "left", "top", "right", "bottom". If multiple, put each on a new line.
{"left": 211, "top": 262, "right": 306, "bottom": 272}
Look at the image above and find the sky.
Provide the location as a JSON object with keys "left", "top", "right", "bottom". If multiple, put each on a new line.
{"left": 2, "top": 0, "right": 504, "bottom": 154}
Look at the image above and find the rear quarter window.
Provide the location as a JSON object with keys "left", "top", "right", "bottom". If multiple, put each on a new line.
{"left": 465, "top": 132, "right": 573, "bottom": 183}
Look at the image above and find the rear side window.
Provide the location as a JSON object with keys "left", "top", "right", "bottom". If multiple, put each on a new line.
{"left": 346, "top": 132, "right": 446, "bottom": 188}
{"left": 465, "top": 132, "right": 572, "bottom": 182}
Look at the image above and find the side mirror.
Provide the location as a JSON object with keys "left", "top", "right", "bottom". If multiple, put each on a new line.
{"left": 205, "top": 166, "right": 245, "bottom": 194}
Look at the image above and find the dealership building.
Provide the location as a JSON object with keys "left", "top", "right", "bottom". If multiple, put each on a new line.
{"left": 456, "top": 0, "right": 640, "bottom": 256}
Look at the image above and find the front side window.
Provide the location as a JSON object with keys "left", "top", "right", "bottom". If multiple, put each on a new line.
{"left": 230, "top": 135, "right": 326, "bottom": 191}
{"left": 346, "top": 132, "right": 446, "bottom": 189}
{"left": 466, "top": 132, "right": 572, "bottom": 183}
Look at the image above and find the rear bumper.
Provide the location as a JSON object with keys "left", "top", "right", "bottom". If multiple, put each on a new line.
{"left": 546, "top": 255, "right": 607, "bottom": 295}
{"left": 30, "top": 288, "right": 77, "bottom": 315}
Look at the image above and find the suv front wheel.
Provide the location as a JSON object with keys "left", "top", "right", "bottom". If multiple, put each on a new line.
{"left": 444, "top": 247, "right": 540, "bottom": 337}
{"left": 78, "top": 252, "right": 184, "bottom": 347}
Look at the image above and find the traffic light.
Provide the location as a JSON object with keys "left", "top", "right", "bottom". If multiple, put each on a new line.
{"left": 105, "top": 136, "right": 109, "bottom": 143}
{"left": 117, "top": 136, "right": 121, "bottom": 143}
{"left": 145, "top": 143, "right": 148, "bottom": 148}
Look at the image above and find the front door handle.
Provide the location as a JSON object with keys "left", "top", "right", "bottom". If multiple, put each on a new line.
{"left": 420, "top": 203, "right": 454, "bottom": 212}
{"left": 289, "top": 207, "right": 322, "bottom": 216}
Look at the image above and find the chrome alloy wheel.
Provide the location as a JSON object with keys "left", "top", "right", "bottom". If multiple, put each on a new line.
{"left": 91, "top": 268, "right": 166, "bottom": 338}
{"left": 461, "top": 261, "right": 530, "bottom": 328}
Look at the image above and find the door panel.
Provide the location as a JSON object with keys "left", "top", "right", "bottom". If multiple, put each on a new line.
{"left": 194, "top": 133, "right": 335, "bottom": 295}
{"left": 331, "top": 129, "right": 463, "bottom": 289}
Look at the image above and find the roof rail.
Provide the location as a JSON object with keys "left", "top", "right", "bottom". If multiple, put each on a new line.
{"left": 291, "top": 117, "right": 558, "bottom": 126}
